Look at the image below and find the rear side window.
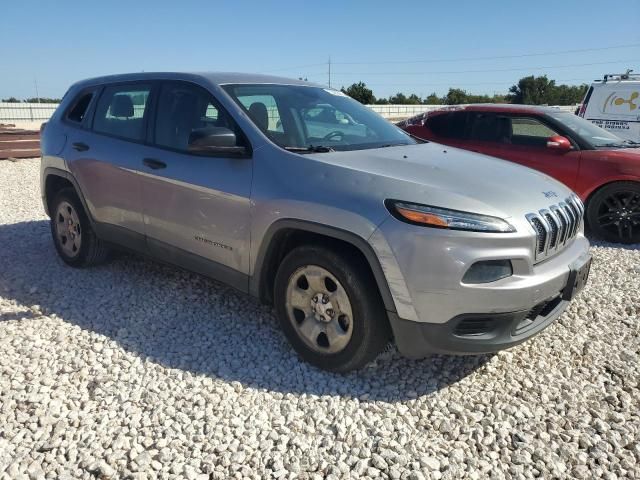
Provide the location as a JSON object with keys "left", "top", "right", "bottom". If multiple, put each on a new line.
{"left": 93, "top": 84, "right": 152, "bottom": 141}
{"left": 469, "top": 113, "right": 508, "bottom": 142}
{"left": 66, "top": 93, "right": 93, "bottom": 124}
{"left": 426, "top": 112, "right": 467, "bottom": 139}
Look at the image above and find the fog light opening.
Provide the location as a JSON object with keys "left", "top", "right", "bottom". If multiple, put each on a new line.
{"left": 462, "top": 260, "right": 513, "bottom": 284}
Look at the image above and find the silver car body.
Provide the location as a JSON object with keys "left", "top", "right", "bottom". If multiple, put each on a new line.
{"left": 41, "top": 72, "right": 591, "bottom": 357}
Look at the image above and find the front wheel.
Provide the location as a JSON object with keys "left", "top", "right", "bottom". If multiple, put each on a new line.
{"left": 274, "top": 245, "right": 390, "bottom": 372}
{"left": 586, "top": 182, "right": 640, "bottom": 244}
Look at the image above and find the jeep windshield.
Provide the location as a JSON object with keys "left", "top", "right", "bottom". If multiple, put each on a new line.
{"left": 222, "top": 84, "right": 417, "bottom": 152}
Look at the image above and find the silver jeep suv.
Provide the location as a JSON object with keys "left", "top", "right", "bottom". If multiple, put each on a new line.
{"left": 41, "top": 72, "right": 591, "bottom": 372}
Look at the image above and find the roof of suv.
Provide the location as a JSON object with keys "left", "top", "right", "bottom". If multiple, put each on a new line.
{"left": 70, "top": 71, "right": 323, "bottom": 89}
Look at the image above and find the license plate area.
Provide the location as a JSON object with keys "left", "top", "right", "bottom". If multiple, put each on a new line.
{"left": 562, "top": 254, "right": 592, "bottom": 301}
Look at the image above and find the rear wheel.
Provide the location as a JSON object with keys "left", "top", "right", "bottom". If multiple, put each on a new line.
{"left": 587, "top": 182, "right": 640, "bottom": 244}
{"left": 50, "top": 188, "right": 110, "bottom": 267}
{"left": 274, "top": 245, "right": 390, "bottom": 372}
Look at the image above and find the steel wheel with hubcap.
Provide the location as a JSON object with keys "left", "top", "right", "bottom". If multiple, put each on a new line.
{"left": 587, "top": 182, "right": 640, "bottom": 244}
{"left": 50, "top": 188, "right": 110, "bottom": 267}
{"left": 274, "top": 245, "right": 390, "bottom": 372}
{"left": 55, "top": 201, "right": 82, "bottom": 258}
{"left": 286, "top": 265, "right": 354, "bottom": 354}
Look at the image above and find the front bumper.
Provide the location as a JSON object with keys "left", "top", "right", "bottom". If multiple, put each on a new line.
{"left": 370, "top": 216, "right": 591, "bottom": 357}
{"left": 389, "top": 295, "right": 568, "bottom": 357}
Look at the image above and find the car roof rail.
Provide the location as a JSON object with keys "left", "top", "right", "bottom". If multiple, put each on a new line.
{"left": 600, "top": 69, "right": 640, "bottom": 82}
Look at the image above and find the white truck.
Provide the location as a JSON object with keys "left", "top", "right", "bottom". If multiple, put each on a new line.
{"left": 578, "top": 70, "right": 640, "bottom": 142}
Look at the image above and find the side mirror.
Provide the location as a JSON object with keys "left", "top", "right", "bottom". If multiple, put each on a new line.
{"left": 188, "top": 127, "right": 246, "bottom": 155}
{"left": 546, "top": 135, "right": 572, "bottom": 152}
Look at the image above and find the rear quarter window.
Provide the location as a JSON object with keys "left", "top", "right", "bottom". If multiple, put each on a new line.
{"left": 65, "top": 92, "right": 94, "bottom": 124}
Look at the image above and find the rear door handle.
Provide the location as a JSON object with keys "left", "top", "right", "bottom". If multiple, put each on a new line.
{"left": 72, "top": 142, "right": 89, "bottom": 152}
{"left": 143, "top": 158, "right": 167, "bottom": 170}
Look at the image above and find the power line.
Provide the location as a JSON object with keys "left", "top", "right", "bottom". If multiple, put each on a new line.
{"left": 363, "top": 77, "right": 587, "bottom": 87}
{"left": 261, "top": 62, "right": 327, "bottom": 73}
{"left": 330, "top": 58, "right": 639, "bottom": 76}
{"left": 258, "top": 43, "right": 640, "bottom": 74}
{"left": 331, "top": 42, "right": 640, "bottom": 65}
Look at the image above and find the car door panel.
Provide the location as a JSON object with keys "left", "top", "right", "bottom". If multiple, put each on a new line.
{"left": 139, "top": 81, "right": 253, "bottom": 276}
{"left": 66, "top": 83, "right": 152, "bottom": 238}
{"left": 493, "top": 116, "right": 581, "bottom": 190}
{"left": 139, "top": 151, "right": 252, "bottom": 274}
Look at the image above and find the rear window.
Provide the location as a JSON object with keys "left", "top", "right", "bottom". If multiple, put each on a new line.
{"left": 66, "top": 93, "right": 93, "bottom": 124}
{"left": 93, "top": 84, "right": 152, "bottom": 141}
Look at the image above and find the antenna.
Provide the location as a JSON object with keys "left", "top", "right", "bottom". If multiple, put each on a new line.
{"left": 328, "top": 56, "right": 331, "bottom": 88}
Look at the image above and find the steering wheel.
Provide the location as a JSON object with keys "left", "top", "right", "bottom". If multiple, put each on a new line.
{"left": 323, "top": 130, "right": 344, "bottom": 141}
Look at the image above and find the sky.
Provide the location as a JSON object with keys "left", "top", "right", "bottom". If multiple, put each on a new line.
{"left": 2, "top": 0, "right": 639, "bottom": 100}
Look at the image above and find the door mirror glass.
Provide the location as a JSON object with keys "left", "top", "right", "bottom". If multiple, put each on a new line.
{"left": 188, "top": 127, "right": 246, "bottom": 155}
{"left": 546, "top": 135, "right": 572, "bottom": 151}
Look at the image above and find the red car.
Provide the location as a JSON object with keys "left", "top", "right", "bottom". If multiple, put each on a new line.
{"left": 399, "top": 104, "right": 640, "bottom": 243}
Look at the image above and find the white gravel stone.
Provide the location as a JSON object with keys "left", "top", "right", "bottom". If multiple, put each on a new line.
{"left": 0, "top": 158, "right": 639, "bottom": 479}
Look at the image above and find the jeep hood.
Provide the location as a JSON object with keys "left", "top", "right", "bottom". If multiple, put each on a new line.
{"left": 308, "top": 142, "right": 575, "bottom": 219}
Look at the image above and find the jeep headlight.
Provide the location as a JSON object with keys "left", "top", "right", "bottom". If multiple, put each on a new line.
{"left": 386, "top": 200, "right": 515, "bottom": 233}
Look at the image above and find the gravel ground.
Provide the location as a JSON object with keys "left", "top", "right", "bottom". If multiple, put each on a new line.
{"left": 0, "top": 158, "right": 638, "bottom": 480}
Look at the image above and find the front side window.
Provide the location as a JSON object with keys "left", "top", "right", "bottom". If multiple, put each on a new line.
{"left": 154, "top": 82, "right": 241, "bottom": 152}
{"left": 222, "top": 84, "right": 415, "bottom": 152}
{"left": 93, "top": 84, "right": 151, "bottom": 141}
{"left": 509, "top": 117, "right": 560, "bottom": 147}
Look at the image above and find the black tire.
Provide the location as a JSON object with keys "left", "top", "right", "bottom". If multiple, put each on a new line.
{"left": 274, "top": 245, "right": 390, "bottom": 372}
{"left": 586, "top": 182, "right": 640, "bottom": 244}
{"left": 50, "top": 188, "right": 110, "bottom": 267}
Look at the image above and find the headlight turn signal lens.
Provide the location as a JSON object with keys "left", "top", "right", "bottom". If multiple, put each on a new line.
{"left": 387, "top": 200, "right": 515, "bottom": 233}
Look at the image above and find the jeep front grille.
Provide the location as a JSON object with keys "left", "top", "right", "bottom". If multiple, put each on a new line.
{"left": 526, "top": 195, "right": 583, "bottom": 262}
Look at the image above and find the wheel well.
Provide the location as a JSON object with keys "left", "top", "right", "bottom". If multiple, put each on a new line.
{"left": 45, "top": 174, "right": 74, "bottom": 214}
{"left": 584, "top": 180, "right": 640, "bottom": 224}
{"left": 584, "top": 180, "right": 640, "bottom": 212}
{"left": 258, "top": 228, "right": 382, "bottom": 307}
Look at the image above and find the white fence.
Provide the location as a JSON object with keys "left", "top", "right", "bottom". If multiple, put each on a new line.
{"left": 0, "top": 102, "right": 579, "bottom": 123}
{"left": 0, "top": 102, "right": 59, "bottom": 122}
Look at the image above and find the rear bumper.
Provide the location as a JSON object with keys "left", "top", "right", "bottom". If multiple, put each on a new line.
{"left": 389, "top": 294, "right": 569, "bottom": 357}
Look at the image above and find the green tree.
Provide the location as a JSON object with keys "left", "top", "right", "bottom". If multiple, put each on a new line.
{"left": 2, "top": 97, "right": 20, "bottom": 103}
{"left": 374, "top": 97, "right": 390, "bottom": 105}
{"left": 507, "top": 75, "right": 588, "bottom": 105}
{"left": 423, "top": 93, "right": 442, "bottom": 104}
{"left": 340, "top": 82, "right": 375, "bottom": 104}
{"left": 444, "top": 88, "right": 469, "bottom": 105}
{"left": 389, "top": 92, "right": 408, "bottom": 104}
{"left": 23, "top": 97, "right": 62, "bottom": 103}
{"left": 406, "top": 94, "right": 422, "bottom": 105}
{"left": 507, "top": 76, "right": 555, "bottom": 104}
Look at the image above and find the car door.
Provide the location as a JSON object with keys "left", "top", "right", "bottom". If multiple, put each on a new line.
{"left": 495, "top": 115, "right": 581, "bottom": 190}
{"left": 138, "top": 80, "right": 253, "bottom": 288}
{"left": 464, "top": 112, "right": 513, "bottom": 159}
{"left": 65, "top": 83, "right": 152, "bottom": 247}
{"left": 419, "top": 111, "right": 470, "bottom": 148}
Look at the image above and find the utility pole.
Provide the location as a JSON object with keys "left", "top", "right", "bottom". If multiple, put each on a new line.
{"left": 34, "top": 78, "right": 40, "bottom": 103}
{"left": 328, "top": 56, "right": 331, "bottom": 88}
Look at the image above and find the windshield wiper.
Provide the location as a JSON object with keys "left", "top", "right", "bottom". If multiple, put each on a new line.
{"left": 283, "top": 145, "right": 335, "bottom": 153}
{"left": 596, "top": 142, "right": 632, "bottom": 148}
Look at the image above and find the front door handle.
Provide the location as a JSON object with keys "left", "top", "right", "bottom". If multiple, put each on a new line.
{"left": 72, "top": 142, "right": 89, "bottom": 152}
{"left": 143, "top": 158, "right": 167, "bottom": 170}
